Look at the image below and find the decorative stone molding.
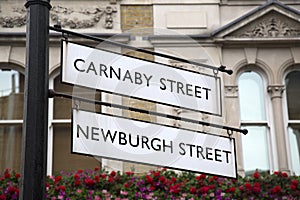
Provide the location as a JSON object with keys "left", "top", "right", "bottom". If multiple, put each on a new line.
{"left": 224, "top": 85, "right": 239, "bottom": 98}
{"left": 50, "top": 5, "right": 117, "bottom": 29}
{"left": 0, "top": 7, "right": 26, "bottom": 28}
{"left": 233, "top": 12, "right": 300, "bottom": 38}
{"left": 267, "top": 85, "right": 285, "bottom": 99}
{"left": 0, "top": 3, "right": 118, "bottom": 29}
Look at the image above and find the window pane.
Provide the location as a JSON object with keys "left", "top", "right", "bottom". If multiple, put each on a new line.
{"left": 0, "top": 125, "right": 22, "bottom": 172}
{"left": 288, "top": 125, "right": 300, "bottom": 175}
{"left": 53, "top": 75, "right": 101, "bottom": 119}
{"left": 238, "top": 72, "right": 266, "bottom": 121}
{"left": 242, "top": 126, "right": 269, "bottom": 173}
{"left": 53, "top": 124, "right": 100, "bottom": 173}
{"left": 0, "top": 70, "right": 24, "bottom": 120}
{"left": 285, "top": 71, "right": 300, "bottom": 120}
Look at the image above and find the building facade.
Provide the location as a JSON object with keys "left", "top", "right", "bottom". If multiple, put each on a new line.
{"left": 0, "top": 0, "right": 300, "bottom": 176}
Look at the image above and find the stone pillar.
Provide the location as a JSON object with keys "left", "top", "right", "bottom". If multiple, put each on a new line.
{"left": 224, "top": 85, "right": 245, "bottom": 176}
{"left": 267, "top": 85, "right": 290, "bottom": 173}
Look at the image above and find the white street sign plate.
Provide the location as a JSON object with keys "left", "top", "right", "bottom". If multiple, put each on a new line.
{"left": 72, "top": 109, "right": 237, "bottom": 178}
{"left": 62, "top": 40, "right": 222, "bottom": 116}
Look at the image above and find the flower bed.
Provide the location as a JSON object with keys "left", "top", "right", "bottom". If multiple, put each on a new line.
{"left": 1, "top": 168, "right": 300, "bottom": 199}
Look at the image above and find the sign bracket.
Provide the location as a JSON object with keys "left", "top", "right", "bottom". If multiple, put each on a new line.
{"left": 49, "top": 25, "right": 233, "bottom": 75}
{"left": 48, "top": 89, "right": 248, "bottom": 135}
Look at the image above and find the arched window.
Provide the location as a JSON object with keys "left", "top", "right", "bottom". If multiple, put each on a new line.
{"left": 238, "top": 71, "right": 271, "bottom": 175}
{"left": 0, "top": 68, "right": 24, "bottom": 172}
{"left": 285, "top": 70, "right": 300, "bottom": 175}
{"left": 48, "top": 74, "right": 101, "bottom": 174}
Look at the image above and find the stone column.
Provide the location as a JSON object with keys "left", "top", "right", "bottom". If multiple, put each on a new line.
{"left": 224, "top": 85, "right": 245, "bottom": 176}
{"left": 267, "top": 85, "right": 290, "bottom": 173}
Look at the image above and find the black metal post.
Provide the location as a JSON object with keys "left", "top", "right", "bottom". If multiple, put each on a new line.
{"left": 20, "top": 0, "right": 51, "bottom": 199}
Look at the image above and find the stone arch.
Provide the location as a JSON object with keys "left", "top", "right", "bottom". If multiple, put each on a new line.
{"left": 0, "top": 61, "right": 25, "bottom": 74}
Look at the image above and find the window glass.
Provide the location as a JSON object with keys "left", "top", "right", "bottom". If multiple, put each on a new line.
{"left": 285, "top": 71, "right": 300, "bottom": 175}
{"left": 285, "top": 71, "right": 300, "bottom": 120}
{"left": 52, "top": 124, "right": 100, "bottom": 173}
{"left": 0, "top": 125, "right": 22, "bottom": 172}
{"left": 241, "top": 126, "right": 269, "bottom": 173}
{"left": 239, "top": 72, "right": 266, "bottom": 121}
{"left": 238, "top": 71, "right": 269, "bottom": 174}
{"left": 0, "top": 69, "right": 24, "bottom": 120}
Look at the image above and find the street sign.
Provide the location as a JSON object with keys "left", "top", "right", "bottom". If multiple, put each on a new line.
{"left": 72, "top": 109, "right": 237, "bottom": 178}
{"left": 62, "top": 40, "right": 222, "bottom": 116}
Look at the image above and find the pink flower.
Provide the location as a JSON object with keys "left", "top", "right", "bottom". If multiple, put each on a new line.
{"left": 120, "top": 190, "right": 128, "bottom": 196}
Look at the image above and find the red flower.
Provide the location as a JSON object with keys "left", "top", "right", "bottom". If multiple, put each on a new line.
{"left": 170, "top": 184, "right": 180, "bottom": 194}
{"left": 77, "top": 169, "right": 83, "bottom": 173}
{"left": 110, "top": 171, "right": 116, "bottom": 177}
{"left": 108, "top": 177, "right": 114, "bottom": 183}
{"left": 253, "top": 171, "right": 260, "bottom": 179}
{"left": 8, "top": 186, "right": 15, "bottom": 194}
{"left": 15, "top": 173, "right": 21, "bottom": 179}
{"left": 124, "top": 182, "right": 130, "bottom": 188}
{"left": 272, "top": 185, "right": 282, "bottom": 193}
{"left": 0, "top": 194, "right": 6, "bottom": 200}
{"left": 94, "top": 166, "right": 99, "bottom": 171}
{"left": 145, "top": 175, "right": 153, "bottom": 183}
{"left": 252, "top": 183, "right": 261, "bottom": 193}
{"left": 74, "top": 179, "right": 80, "bottom": 186}
{"left": 196, "top": 174, "right": 206, "bottom": 181}
{"left": 290, "top": 184, "right": 297, "bottom": 190}
{"left": 244, "top": 182, "right": 252, "bottom": 190}
{"left": 189, "top": 187, "right": 197, "bottom": 194}
{"left": 150, "top": 186, "right": 155, "bottom": 191}
{"left": 291, "top": 179, "right": 298, "bottom": 186}
{"left": 125, "top": 171, "right": 134, "bottom": 176}
{"left": 55, "top": 176, "right": 62, "bottom": 183}
{"left": 101, "top": 174, "right": 107, "bottom": 179}
{"left": 4, "top": 173, "right": 10, "bottom": 179}
{"left": 227, "top": 187, "right": 236, "bottom": 193}
{"left": 59, "top": 185, "right": 66, "bottom": 191}
{"left": 199, "top": 186, "right": 210, "bottom": 194}
{"left": 159, "top": 176, "right": 166, "bottom": 183}
{"left": 73, "top": 174, "right": 80, "bottom": 179}
{"left": 171, "top": 177, "right": 177, "bottom": 183}
{"left": 85, "top": 179, "right": 95, "bottom": 187}
{"left": 153, "top": 171, "right": 160, "bottom": 177}
{"left": 95, "top": 175, "right": 100, "bottom": 182}
{"left": 282, "top": 172, "right": 288, "bottom": 177}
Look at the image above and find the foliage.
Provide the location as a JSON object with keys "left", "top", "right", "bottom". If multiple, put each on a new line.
{"left": 1, "top": 168, "right": 300, "bottom": 199}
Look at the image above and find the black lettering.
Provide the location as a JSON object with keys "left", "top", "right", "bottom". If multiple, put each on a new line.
{"left": 186, "top": 144, "right": 195, "bottom": 157}
{"left": 186, "top": 84, "right": 193, "bottom": 96}
{"left": 167, "top": 79, "right": 176, "bottom": 92}
{"left": 74, "top": 59, "right": 85, "bottom": 72}
{"left": 119, "top": 132, "right": 127, "bottom": 145}
{"left": 196, "top": 145, "right": 205, "bottom": 159}
{"left": 195, "top": 86, "right": 202, "bottom": 98}
{"left": 160, "top": 78, "right": 166, "bottom": 90}
{"left": 223, "top": 150, "right": 232, "bottom": 163}
{"left": 77, "top": 124, "right": 88, "bottom": 139}
{"left": 144, "top": 74, "right": 153, "bottom": 87}
{"left": 177, "top": 81, "right": 185, "bottom": 95}
{"left": 123, "top": 70, "right": 133, "bottom": 83}
{"left": 179, "top": 142, "right": 186, "bottom": 155}
{"left": 129, "top": 134, "right": 139, "bottom": 147}
{"left": 110, "top": 66, "right": 121, "bottom": 80}
{"left": 163, "top": 140, "right": 173, "bottom": 154}
{"left": 91, "top": 127, "right": 99, "bottom": 141}
{"left": 151, "top": 138, "right": 161, "bottom": 151}
{"left": 101, "top": 129, "right": 117, "bottom": 143}
{"left": 202, "top": 87, "right": 211, "bottom": 100}
{"left": 215, "top": 149, "right": 222, "bottom": 162}
{"left": 141, "top": 136, "right": 150, "bottom": 149}
{"left": 206, "top": 147, "right": 213, "bottom": 160}
{"left": 86, "top": 62, "right": 97, "bottom": 75}
{"left": 99, "top": 64, "right": 108, "bottom": 77}
{"left": 135, "top": 72, "right": 142, "bottom": 85}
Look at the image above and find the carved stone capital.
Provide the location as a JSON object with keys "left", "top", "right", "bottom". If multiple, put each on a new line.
{"left": 224, "top": 85, "right": 238, "bottom": 98}
{"left": 267, "top": 85, "right": 285, "bottom": 99}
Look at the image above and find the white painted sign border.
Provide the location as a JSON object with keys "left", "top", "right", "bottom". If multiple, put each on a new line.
{"left": 61, "top": 40, "right": 222, "bottom": 116}
{"left": 72, "top": 109, "right": 237, "bottom": 178}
